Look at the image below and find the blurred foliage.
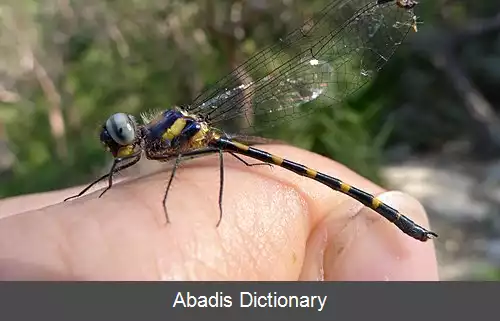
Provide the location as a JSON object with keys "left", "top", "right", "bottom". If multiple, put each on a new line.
{"left": 1, "top": 0, "right": 500, "bottom": 200}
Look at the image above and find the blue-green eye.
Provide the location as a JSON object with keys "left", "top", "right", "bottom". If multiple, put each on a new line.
{"left": 105, "top": 113, "right": 136, "bottom": 146}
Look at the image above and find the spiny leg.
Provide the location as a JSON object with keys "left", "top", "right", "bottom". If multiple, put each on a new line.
{"left": 64, "top": 174, "right": 110, "bottom": 202}
{"left": 64, "top": 154, "right": 141, "bottom": 202}
{"left": 228, "top": 152, "right": 273, "bottom": 168}
{"left": 98, "top": 160, "right": 118, "bottom": 198}
{"left": 98, "top": 153, "right": 141, "bottom": 198}
{"left": 147, "top": 148, "right": 221, "bottom": 225}
{"left": 212, "top": 152, "right": 271, "bottom": 227}
{"left": 162, "top": 153, "right": 183, "bottom": 224}
{"left": 216, "top": 149, "right": 224, "bottom": 227}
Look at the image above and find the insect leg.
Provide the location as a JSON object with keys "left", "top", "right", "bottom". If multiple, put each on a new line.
{"left": 161, "top": 153, "right": 183, "bottom": 224}
{"left": 98, "top": 151, "right": 142, "bottom": 198}
{"left": 228, "top": 152, "right": 273, "bottom": 168}
{"left": 216, "top": 149, "right": 224, "bottom": 227}
{"left": 64, "top": 153, "right": 141, "bottom": 202}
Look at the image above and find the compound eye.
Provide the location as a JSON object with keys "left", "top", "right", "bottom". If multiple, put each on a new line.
{"left": 105, "top": 113, "right": 136, "bottom": 146}
{"left": 99, "top": 128, "right": 113, "bottom": 151}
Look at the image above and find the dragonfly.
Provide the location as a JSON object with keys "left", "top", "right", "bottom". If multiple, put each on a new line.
{"left": 64, "top": 0, "right": 438, "bottom": 242}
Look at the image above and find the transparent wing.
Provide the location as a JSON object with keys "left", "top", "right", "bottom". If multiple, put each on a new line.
{"left": 185, "top": 0, "right": 416, "bottom": 133}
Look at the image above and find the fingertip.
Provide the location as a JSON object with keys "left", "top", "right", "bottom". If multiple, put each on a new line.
{"left": 303, "top": 191, "right": 439, "bottom": 281}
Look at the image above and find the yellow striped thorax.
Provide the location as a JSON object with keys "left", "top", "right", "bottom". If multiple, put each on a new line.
{"left": 144, "top": 109, "right": 212, "bottom": 150}
{"left": 162, "top": 118, "right": 187, "bottom": 141}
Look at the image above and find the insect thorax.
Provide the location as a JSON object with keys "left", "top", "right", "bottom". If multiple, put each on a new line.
{"left": 142, "top": 109, "right": 213, "bottom": 157}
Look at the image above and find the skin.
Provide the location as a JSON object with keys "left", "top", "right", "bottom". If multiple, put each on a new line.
{"left": 0, "top": 144, "right": 438, "bottom": 281}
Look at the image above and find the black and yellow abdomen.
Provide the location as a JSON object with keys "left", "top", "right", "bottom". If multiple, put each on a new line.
{"left": 211, "top": 136, "right": 437, "bottom": 242}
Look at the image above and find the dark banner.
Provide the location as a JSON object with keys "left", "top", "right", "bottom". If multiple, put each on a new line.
{"left": 0, "top": 282, "right": 495, "bottom": 321}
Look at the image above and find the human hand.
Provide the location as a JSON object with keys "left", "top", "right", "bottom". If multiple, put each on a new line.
{"left": 0, "top": 144, "right": 438, "bottom": 280}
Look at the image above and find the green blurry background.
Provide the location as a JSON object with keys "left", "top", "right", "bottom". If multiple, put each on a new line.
{"left": 1, "top": 0, "right": 500, "bottom": 280}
